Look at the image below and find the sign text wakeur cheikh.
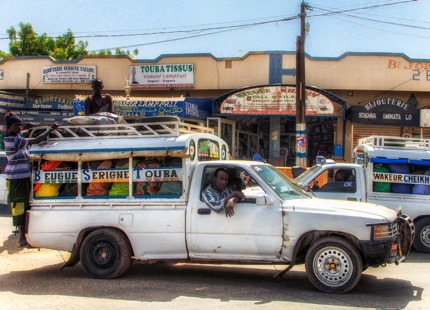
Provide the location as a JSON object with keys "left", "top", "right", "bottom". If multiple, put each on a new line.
{"left": 373, "top": 172, "right": 430, "bottom": 185}
{"left": 33, "top": 168, "right": 182, "bottom": 184}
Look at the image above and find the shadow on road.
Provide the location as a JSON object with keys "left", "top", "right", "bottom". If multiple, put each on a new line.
{"left": 0, "top": 260, "right": 422, "bottom": 308}
{"left": 0, "top": 204, "right": 29, "bottom": 254}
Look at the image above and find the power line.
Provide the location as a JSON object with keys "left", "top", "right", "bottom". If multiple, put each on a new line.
{"left": 0, "top": 15, "right": 297, "bottom": 41}
{"left": 308, "top": 0, "right": 418, "bottom": 17}
{"left": 85, "top": 15, "right": 299, "bottom": 52}
{"left": 88, "top": 24, "right": 265, "bottom": 52}
{"left": 325, "top": 15, "right": 430, "bottom": 39}
{"left": 310, "top": 3, "right": 429, "bottom": 31}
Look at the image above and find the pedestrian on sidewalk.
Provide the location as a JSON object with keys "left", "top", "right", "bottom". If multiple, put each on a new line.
{"left": 3, "top": 112, "right": 59, "bottom": 246}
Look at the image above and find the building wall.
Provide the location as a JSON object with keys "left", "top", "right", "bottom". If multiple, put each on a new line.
{"left": 2, "top": 51, "right": 430, "bottom": 163}
{"left": 2, "top": 52, "right": 430, "bottom": 98}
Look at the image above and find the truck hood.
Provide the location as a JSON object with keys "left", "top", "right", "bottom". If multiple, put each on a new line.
{"left": 283, "top": 198, "right": 397, "bottom": 222}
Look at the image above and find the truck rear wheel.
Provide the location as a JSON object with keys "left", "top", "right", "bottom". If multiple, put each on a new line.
{"left": 413, "top": 218, "right": 430, "bottom": 253}
{"left": 305, "top": 236, "right": 362, "bottom": 293}
{"left": 80, "top": 228, "right": 132, "bottom": 279}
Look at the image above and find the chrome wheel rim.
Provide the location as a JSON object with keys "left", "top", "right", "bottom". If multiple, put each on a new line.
{"left": 420, "top": 225, "right": 430, "bottom": 248}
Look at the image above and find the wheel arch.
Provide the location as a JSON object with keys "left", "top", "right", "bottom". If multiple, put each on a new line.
{"left": 412, "top": 215, "right": 430, "bottom": 224}
{"left": 292, "top": 230, "right": 363, "bottom": 264}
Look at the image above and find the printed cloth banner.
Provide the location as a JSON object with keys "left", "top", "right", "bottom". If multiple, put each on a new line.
{"left": 74, "top": 97, "right": 211, "bottom": 120}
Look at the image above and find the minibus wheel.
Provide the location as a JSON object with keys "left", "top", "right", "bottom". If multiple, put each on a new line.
{"left": 413, "top": 218, "right": 430, "bottom": 253}
{"left": 80, "top": 228, "right": 132, "bottom": 279}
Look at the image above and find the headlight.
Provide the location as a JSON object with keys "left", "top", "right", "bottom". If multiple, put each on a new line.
{"left": 371, "top": 222, "right": 398, "bottom": 240}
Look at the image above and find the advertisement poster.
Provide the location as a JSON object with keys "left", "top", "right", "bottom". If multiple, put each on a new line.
{"left": 42, "top": 65, "right": 96, "bottom": 83}
{"left": 129, "top": 64, "right": 194, "bottom": 88}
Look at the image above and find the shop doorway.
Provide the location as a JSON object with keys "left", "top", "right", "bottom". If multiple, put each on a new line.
{"left": 237, "top": 131, "right": 259, "bottom": 160}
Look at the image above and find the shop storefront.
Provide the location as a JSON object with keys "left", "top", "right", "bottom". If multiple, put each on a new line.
{"left": 212, "top": 84, "right": 346, "bottom": 165}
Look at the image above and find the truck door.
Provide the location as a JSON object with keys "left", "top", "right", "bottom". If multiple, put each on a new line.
{"left": 307, "top": 167, "right": 362, "bottom": 201}
{"left": 187, "top": 165, "right": 283, "bottom": 261}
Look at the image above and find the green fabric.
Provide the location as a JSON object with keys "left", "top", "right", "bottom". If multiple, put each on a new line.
{"left": 158, "top": 182, "right": 183, "bottom": 195}
{"left": 373, "top": 164, "right": 391, "bottom": 192}
{"left": 109, "top": 160, "right": 130, "bottom": 196}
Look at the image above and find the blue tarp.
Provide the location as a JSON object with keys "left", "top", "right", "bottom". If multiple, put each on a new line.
{"left": 370, "top": 158, "right": 409, "bottom": 164}
{"left": 370, "top": 158, "right": 430, "bottom": 166}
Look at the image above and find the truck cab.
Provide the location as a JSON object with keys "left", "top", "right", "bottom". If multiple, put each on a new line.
{"left": 295, "top": 136, "right": 430, "bottom": 253}
{"left": 294, "top": 159, "right": 367, "bottom": 202}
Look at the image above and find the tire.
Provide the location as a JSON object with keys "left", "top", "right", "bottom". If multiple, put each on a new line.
{"left": 305, "top": 236, "right": 363, "bottom": 294}
{"left": 80, "top": 228, "right": 132, "bottom": 279}
{"left": 412, "top": 218, "right": 430, "bottom": 253}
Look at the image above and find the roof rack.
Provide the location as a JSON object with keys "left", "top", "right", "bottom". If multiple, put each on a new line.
{"left": 358, "top": 135, "right": 430, "bottom": 149}
{"left": 28, "top": 116, "right": 214, "bottom": 140}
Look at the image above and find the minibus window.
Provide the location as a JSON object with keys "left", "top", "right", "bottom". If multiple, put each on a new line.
{"left": 133, "top": 156, "right": 183, "bottom": 198}
{"left": 197, "top": 139, "right": 220, "bottom": 161}
{"left": 33, "top": 160, "right": 78, "bottom": 198}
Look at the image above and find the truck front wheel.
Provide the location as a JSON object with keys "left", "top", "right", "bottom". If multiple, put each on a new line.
{"left": 305, "top": 236, "right": 363, "bottom": 293}
{"left": 80, "top": 228, "right": 132, "bottom": 279}
{"left": 413, "top": 218, "right": 430, "bottom": 253}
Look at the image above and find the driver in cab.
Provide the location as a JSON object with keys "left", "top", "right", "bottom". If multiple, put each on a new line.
{"left": 202, "top": 167, "right": 245, "bottom": 217}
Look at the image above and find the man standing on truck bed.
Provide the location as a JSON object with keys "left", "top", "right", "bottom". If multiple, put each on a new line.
{"left": 202, "top": 167, "right": 244, "bottom": 217}
{"left": 84, "top": 79, "right": 113, "bottom": 115}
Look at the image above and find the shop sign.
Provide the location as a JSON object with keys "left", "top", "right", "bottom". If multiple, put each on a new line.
{"left": 129, "top": 64, "right": 194, "bottom": 88}
{"left": 213, "top": 85, "right": 343, "bottom": 117}
{"left": 42, "top": 65, "right": 96, "bottom": 83}
{"left": 348, "top": 97, "right": 419, "bottom": 126}
{"left": 74, "top": 97, "right": 211, "bottom": 120}
{"left": 24, "top": 96, "right": 74, "bottom": 110}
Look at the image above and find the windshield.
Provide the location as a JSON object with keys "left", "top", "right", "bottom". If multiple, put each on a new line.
{"left": 293, "top": 165, "right": 322, "bottom": 186}
{"left": 251, "top": 165, "right": 311, "bottom": 200}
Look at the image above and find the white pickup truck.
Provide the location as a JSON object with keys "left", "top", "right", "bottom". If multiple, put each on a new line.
{"left": 25, "top": 120, "right": 414, "bottom": 294}
{"left": 294, "top": 135, "right": 430, "bottom": 253}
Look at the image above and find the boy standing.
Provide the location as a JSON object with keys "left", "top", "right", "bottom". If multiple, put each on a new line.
{"left": 4, "top": 112, "right": 59, "bottom": 246}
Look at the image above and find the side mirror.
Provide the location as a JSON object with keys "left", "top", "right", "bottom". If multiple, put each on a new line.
{"left": 256, "top": 194, "right": 274, "bottom": 206}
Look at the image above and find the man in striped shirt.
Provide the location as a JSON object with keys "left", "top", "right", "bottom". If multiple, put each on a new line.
{"left": 4, "top": 112, "right": 59, "bottom": 246}
{"left": 202, "top": 167, "right": 245, "bottom": 217}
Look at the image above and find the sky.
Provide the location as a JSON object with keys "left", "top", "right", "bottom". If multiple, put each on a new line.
{"left": 0, "top": 0, "right": 429, "bottom": 60}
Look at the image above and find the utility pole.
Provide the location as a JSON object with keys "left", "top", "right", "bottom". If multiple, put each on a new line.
{"left": 295, "top": 1, "right": 307, "bottom": 167}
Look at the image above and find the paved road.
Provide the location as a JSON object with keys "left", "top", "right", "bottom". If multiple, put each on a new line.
{"left": 0, "top": 205, "right": 429, "bottom": 310}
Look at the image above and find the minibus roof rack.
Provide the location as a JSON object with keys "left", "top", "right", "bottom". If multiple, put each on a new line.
{"left": 28, "top": 116, "right": 214, "bottom": 140}
{"left": 358, "top": 135, "right": 430, "bottom": 149}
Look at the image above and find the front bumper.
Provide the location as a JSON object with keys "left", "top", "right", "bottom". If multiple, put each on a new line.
{"left": 360, "top": 214, "right": 415, "bottom": 267}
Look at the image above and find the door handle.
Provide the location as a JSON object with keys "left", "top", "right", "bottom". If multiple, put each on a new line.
{"left": 198, "top": 208, "right": 211, "bottom": 215}
{"left": 347, "top": 197, "right": 357, "bottom": 201}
